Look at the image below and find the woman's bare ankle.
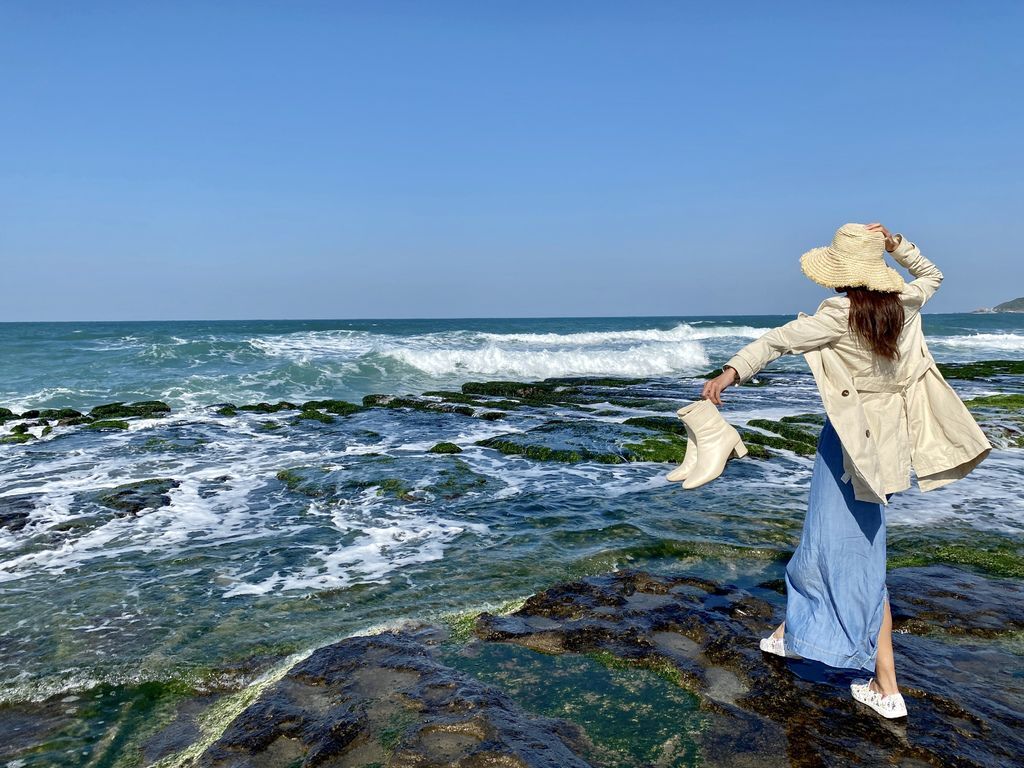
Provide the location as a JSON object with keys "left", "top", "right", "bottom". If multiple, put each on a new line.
{"left": 771, "top": 622, "right": 785, "bottom": 640}
{"left": 870, "top": 678, "right": 899, "bottom": 697}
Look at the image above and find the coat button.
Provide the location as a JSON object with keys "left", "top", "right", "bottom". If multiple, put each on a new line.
{"left": 841, "top": 390, "right": 850, "bottom": 397}
{"left": 865, "top": 429, "right": 871, "bottom": 438}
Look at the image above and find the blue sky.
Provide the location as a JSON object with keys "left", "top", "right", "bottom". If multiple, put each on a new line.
{"left": 2, "top": 2, "right": 1022, "bottom": 320}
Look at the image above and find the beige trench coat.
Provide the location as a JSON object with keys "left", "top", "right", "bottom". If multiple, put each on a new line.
{"left": 724, "top": 234, "right": 991, "bottom": 505}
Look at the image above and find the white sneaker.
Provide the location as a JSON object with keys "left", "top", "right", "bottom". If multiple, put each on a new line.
{"left": 851, "top": 678, "right": 908, "bottom": 719}
{"left": 759, "top": 634, "right": 787, "bottom": 657}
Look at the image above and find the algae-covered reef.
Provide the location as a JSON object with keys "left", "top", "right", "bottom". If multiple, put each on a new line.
{"left": 21, "top": 562, "right": 1016, "bottom": 767}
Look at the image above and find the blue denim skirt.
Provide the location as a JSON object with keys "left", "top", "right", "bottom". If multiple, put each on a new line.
{"left": 783, "top": 418, "right": 888, "bottom": 671}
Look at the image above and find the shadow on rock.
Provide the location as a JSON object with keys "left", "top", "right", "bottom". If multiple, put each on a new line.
{"left": 474, "top": 568, "right": 1024, "bottom": 767}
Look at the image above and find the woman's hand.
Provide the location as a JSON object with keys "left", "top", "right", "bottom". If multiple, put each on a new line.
{"left": 866, "top": 222, "right": 898, "bottom": 252}
{"left": 701, "top": 367, "right": 738, "bottom": 405}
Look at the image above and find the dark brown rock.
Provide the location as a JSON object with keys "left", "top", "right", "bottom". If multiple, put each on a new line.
{"left": 198, "top": 627, "right": 595, "bottom": 767}
{"left": 474, "top": 568, "right": 1024, "bottom": 768}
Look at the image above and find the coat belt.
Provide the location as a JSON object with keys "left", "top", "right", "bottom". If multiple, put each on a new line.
{"left": 851, "top": 356, "right": 934, "bottom": 394}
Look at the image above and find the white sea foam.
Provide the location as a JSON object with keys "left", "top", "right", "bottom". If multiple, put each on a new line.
{"left": 477, "top": 323, "right": 769, "bottom": 346}
{"left": 248, "top": 331, "right": 375, "bottom": 362}
{"left": 379, "top": 341, "right": 710, "bottom": 378}
{"left": 223, "top": 496, "right": 489, "bottom": 598}
{"left": 931, "top": 333, "right": 1024, "bottom": 352}
{"left": 236, "top": 322, "right": 764, "bottom": 382}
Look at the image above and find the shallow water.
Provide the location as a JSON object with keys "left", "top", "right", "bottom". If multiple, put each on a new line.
{"left": 1, "top": 313, "right": 1022, "bottom": 764}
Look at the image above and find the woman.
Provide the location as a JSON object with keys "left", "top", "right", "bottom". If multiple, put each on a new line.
{"left": 701, "top": 222, "right": 991, "bottom": 719}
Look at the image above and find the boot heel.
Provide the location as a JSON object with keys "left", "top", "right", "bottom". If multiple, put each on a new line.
{"left": 732, "top": 440, "right": 748, "bottom": 459}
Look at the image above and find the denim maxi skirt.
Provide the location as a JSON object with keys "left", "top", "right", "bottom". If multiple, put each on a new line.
{"left": 783, "top": 417, "right": 889, "bottom": 671}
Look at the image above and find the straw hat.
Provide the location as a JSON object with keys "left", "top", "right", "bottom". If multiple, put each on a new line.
{"left": 800, "top": 223, "right": 905, "bottom": 293}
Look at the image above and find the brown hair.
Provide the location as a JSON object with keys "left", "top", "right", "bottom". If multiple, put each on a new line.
{"left": 836, "top": 287, "right": 905, "bottom": 361}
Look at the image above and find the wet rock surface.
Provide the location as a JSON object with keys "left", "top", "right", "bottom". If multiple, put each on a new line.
{"left": 94, "top": 478, "right": 181, "bottom": 515}
{"left": 198, "top": 626, "right": 596, "bottom": 768}
{"left": 887, "top": 564, "right": 1024, "bottom": 636}
{"left": 474, "top": 568, "right": 1024, "bottom": 768}
{"left": 0, "top": 493, "right": 36, "bottom": 531}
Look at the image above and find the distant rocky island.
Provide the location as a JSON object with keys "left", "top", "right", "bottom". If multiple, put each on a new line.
{"left": 972, "top": 296, "right": 1024, "bottom": 313}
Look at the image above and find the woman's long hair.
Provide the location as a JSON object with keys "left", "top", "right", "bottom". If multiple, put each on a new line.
{"left": 836, "top": 287, "right": 904, "bottom": 361}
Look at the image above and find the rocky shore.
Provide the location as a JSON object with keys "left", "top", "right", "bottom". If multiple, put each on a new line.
{"left": 2, "top": 361, "right": 1023, "bottom": 766}
{"left": 69, "top": 564, "right": 1024, "bottom": 767}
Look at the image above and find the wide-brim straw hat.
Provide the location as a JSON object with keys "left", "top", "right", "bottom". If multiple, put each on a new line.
{"left": 800, "top": 223, "right": 905, "bottom": 293}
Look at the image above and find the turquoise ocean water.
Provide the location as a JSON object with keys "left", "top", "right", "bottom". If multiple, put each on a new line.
{"left": 1, "top": 312, "right": 1023, "bottom": 763}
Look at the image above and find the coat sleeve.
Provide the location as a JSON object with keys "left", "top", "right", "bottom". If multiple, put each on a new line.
{"left": 723, "top": 299, "right": 849, "bottom": 385}
{"left": 890, "top": 233, "right": 943, "bottom": 309}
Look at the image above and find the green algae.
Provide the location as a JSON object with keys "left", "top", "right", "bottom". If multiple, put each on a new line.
{"left": 214, "top": 404, "right": 237, "bottom": 416}
{"left": 428, "top": 441, "right": 462, "bottom": 454}
{"left": 373, "top": 478, "right": 414, "bottom": 499}
{"left": 543, "top": 376, "right": 648, "bottom": 388}
{"left": 89, "top": 401, "right": 171, "bottom": 419}
{"left": 439, "top": 638, "right": 703, "bottom": 767}
{"left": 622, "top": 434, "right": 687, "bottom": 463}
{"left": 422, "top": 391, "right": 524, "bottom": 410}
{"left": 622, "top": 415, "right": 687, "bottom": 435}
{"left": 780, "top": 413, "right": 826, "bottom": 426}
{"left": 275, "top": 468, "right": 329, "bottom": 497}
{"left": 602, "top": 397, "right": 679, "bottom": 411}
{"left": 238, "top": 401, "right": 299, "bottom": 413}
{"left": 363, "top": 394, "right": 474, "bottom": 417}
{"left": 301, "top": 399, "right": 363, "bottom": 416}
{"left": 739, "top": 428, "right": 816, "bottom": 456}
{"left": 0, "top": 433, "right": 33, "bottom": 444}
{"left": 938, "top": 360, "right": 1024, "bottom": 380}
{"left": 746, "top": 418, "right": 819, "bottom": 448}
{"left": 462, "top": 380, "right": 568, "bottom": 401}
{"left": 571, "top": 540, "right": 791, "bottom": 576}
{"left": 295, "top": 408, "right": 335, "bottom": 424}
{"left": 424, "top": 460, "right": 490, "bottom": 499}
{"left": 888, "top": 542, "right": 1024, "bottom": 579}
{"left": 964, "top": 394, "right": 1024, "bottom": 410}
{"left": 38, "top": 407, "right": 82, "bottom": 419}
{"left": 474, "top": 436, "right": 625, "bottom": 464}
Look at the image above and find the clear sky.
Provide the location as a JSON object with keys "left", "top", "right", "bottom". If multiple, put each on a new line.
{"left": 2, "top": 1, "right": 1022, "bottom": 321}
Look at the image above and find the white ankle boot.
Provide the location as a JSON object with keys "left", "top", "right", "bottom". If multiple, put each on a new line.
{"left": 678, "top": 400, "right": 748, "bottom": 489}
{"left": 665, "top": 401, "right": 701, "bottom": 482}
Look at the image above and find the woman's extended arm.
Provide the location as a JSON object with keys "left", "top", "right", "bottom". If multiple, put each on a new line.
{"left": 701, "top": 299, "right": 849, "bottom": 404}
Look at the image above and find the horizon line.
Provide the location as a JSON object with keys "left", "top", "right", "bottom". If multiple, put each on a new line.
{"left": 0, "top": 309, "right": 984, "bottom": 324}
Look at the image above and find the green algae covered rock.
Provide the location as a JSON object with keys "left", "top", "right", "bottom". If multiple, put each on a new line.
{"left": 238, "top": 401, "right": 299, "bottom": 413}
{"left": 746, "top": 418, "right": 819, "bottom": 447}
{"left": 301, "top": 399, "right": 363, "bottom": 416}
{"left": 964, "top": 393, "right": 1024, "bottom": 410}
{"left": 938, "top": 360, "right": 1024, "bottom": 380}
{"left": 89, "top": 400, "right": 171, "bottom": 419}
{"left": 428, "top": 442, "right": 463, "bottom": 454}
{"left": 622, "top": 434, "right": 688, "bottom": 463}
{"left": 475, "top": 436, "right": 626, "bottom": 465}
{"left": 363, "top": 394, "right": 473, "bottom": 416}
{"left": 622, "top": 415, "right": 687, "bottom": 435}
{"left": 296, "top": 408, "right": 334, "bottom": 424}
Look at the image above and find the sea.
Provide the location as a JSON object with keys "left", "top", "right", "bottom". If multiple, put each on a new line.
{"left": 1, "top": 312, "right": 1022, "bottom": 764}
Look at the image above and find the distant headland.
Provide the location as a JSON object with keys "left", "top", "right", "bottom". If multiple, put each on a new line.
{"left": 972, "top": 296, "right": 1024, "bottom": 313}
